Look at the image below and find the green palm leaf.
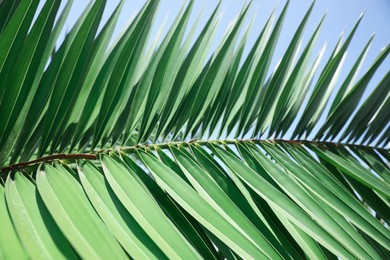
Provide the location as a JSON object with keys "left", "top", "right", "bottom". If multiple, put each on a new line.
{"left": 0, "top": 0, "right": 389, "bottom": 258}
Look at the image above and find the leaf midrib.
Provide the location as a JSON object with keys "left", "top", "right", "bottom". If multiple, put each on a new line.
{"left": 0, "top": 138, "right": 387, "bottom": 177}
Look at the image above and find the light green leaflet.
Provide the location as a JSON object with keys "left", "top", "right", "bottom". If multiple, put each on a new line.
{"left": 139, "top": 149, "right": 271, "bottom": 259}
{"left": 169, "top": 146, "right": 284, "bottom": 259}
{"left": 0, "top": 184, "right": 28, "bottom": 259}
{"left": 101, "top": 155, "right": 200, "bottom": 259}
{"left": 209, "top": 144, "right": 355, "bottom": 259}
{"left": 5, "top": 172, "right": 76, "bottom": 259}
{"left": 78, "top": 161, "right": 165, "bottom": 259}
{"left": 36, "top": 164, "right": 127, "bottom": 259}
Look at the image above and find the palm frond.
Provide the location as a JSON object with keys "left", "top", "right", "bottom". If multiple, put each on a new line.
{"left": 0, "top": 0, "right": 389, "bottom": 259}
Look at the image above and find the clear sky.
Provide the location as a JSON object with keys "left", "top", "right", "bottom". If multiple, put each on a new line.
{"left": 53, "top": 0, "right": 389, "bottom": 139}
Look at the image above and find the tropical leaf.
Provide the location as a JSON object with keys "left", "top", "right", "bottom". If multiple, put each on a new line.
{"left": 0, "top": 0, "right": 389, "bottom": 259}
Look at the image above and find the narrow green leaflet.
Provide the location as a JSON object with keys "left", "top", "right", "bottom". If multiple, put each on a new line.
{"left": 203, "top": 16, "right": 254, "bottom": 138}
{"left": 101, "top": 154, "right": 199, "bottom": 259}
{"left": 180, "top": 4, "right": 251, "bottom": 139}
{"left": 0, "top": 184, "right": 28, "bottom": 259}
{"left": 343, "top": 71, "right": 390, "bottom": 142}
{"left": 311, "top": 145, "right": 390, "bottom": 199}
{"left": 93, "top": 1, "right": 158, "bottom": 148}
{"left": 318, "top": 42, "right": 390, "bottom": 140}
{"left": 10, "top": 0, "right": 74, "bottom": 164}
{"left": 0, "top": 0, "right": 22, "bottom": 33}
{"left": 39, "top": 0, "right": 107, "bottom": 155}
{"left": 156, "top": 3, "right": 221, "bottom": 140}
{"left": 78, "top": 161, "right": 165, "bottom": 259}
{"left": 352, "top": 147, "right": 390, "bottom": 184}
{"left": 169, "top": 146, "right": 284, "bottom": 259}
{"left": 190, "top": 144, "right": 287, "bottom": 250}
{"left": 36, "top": 164, "right": 127, "bottom": 259}
{"left": 343, "top": 172, "right": 390, "bottom": 225}
{"left": 253, "top": 2, "right": 314, "bottom": 137}
{"left": 122, "top": 1, "right": 188, "bottom": 143}
{"left": 5, "top": 172, "right": 76, "bottom": 259}
{"left": 138, "top": 149, "right": 271, "bottom": 259}
{"left": 277, "top": 43, "right": 327, "bottom": 137}
{"left": 260, "top": 142, "right": 390, "bottom": 252}
{"left": 283, "top": 143, "right": 390, "bottom": 234}
{"left": 237, "top": 2, "right": 289, "bottom": 137}
{"left": 368, "top": 98, "right": 390, "bottom": 146}
{"left": 138, "top": 1, "right": 194, "bottom": 143}
{"left": 270, "top": 14, "right": 325, "bottom": 136}
{"left": 0, "top": 0, "right": 60, "bottom": 163}
{"left": 221, "top": 11, "right": 275, "bottom": 138}
{"left": 293, "top": 14, "right": 363, "bottom": 138}
{"left": 209, "top": 144, "right": 355, "bottom": 259}
{"left": 0, "top": 0, "right": 38, "bottom": 74}
{"left": 318, "top": 156, "right": 390, "bottom": 236}
{"left": 328, "top": 36, "right": 374, "bottom": 116}
{"left": 54, "top": 0, "right": 124, "bottom": 152}
{"left": 218, "top": 150, "right": 310, "bottom": 258}
{"left": 241, "top": 143, "right": 378, "bottom": 259}
{"left": 227, "top": 144, "right": 333, "bottom": 259}
{"left": 70, "top": 34, "right": 123, "bottom": 151}
{"left": 271, "top": 209, "right": 328, "bottom": 260}
{"left": 121, "top": 151, "right": 220, "bottom": 259}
